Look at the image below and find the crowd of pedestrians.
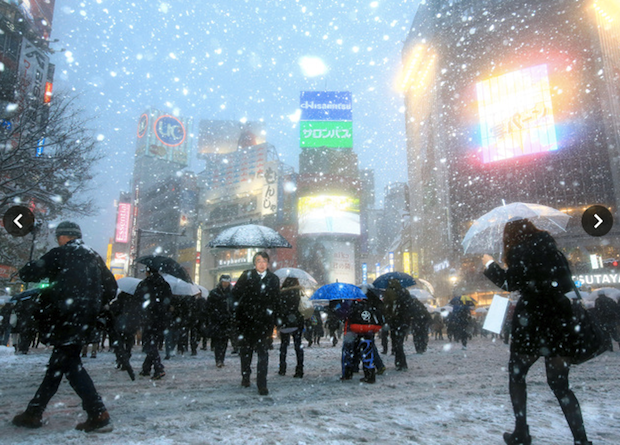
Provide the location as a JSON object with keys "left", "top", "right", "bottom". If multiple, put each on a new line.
{"left": 4, "top": 221, "right": 620, "bottom": 443}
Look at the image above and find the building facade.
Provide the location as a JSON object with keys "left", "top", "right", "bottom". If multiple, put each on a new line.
{"left": 402, "top": 0, "right": 620, "bottom": 303}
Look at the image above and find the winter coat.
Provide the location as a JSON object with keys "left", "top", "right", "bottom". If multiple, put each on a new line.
{"left": 484, "top": 231, "right": 574, "bottom": 356}
{"left": 233, "top": 268, "right": 280, "bottom": 342}
{"left": 206, "top": 284, "right": 233, "bottom": 338}
{"left": 383, "top": 281, "right": 414, "bottom": 330}
{"left": 275, "top": 285, "right": 305, "bottom": 332}
{"left": 135, "top": 272, "right": 172, "bottom": 336}
{"left": 18, "top": 238, "right": 117, "bottom": 346}
{"left": 110, "top": 291, "right": 142, "bottom": 337}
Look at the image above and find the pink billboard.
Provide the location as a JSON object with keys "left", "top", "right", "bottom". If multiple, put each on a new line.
{"left": 115, "top": 203, "right": 131, "bottom": 243}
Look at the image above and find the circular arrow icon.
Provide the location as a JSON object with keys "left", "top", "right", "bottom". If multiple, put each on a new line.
{"left": 3, "top": 206, "right": 35, "bottom": 237}
{"left": 581, "top": 205, "right": 613, "bottom": 237}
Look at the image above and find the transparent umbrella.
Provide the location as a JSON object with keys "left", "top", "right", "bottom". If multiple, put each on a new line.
{"left": 274, "top": 268, "right": 319, "bottom": 289}
{"left": 462, "top": 202, "right": 570, "bottom": 255}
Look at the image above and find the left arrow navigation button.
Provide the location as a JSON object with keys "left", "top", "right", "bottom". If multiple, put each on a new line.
{"left": 3, "top": 206, "right": 35, "bottom": 237}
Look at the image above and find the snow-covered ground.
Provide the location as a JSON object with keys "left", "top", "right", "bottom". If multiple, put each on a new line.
{"left": 1, "top": 336, "right": 618, "bottom": 445}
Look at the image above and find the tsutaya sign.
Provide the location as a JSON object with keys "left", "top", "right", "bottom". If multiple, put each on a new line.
{"left": 573, "top": 273, "right": 620, "bottom": 286}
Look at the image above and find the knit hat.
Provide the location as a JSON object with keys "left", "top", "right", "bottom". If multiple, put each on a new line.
{"left": 219, "top": 274, "right": 231, "bottom": 282}
{"left": 55, "top": 221, "right": 82, "bottom": 239}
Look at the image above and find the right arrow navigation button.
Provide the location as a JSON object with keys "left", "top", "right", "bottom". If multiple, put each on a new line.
{"left": 582, "top": 205, "right": 613, "bottom": 237}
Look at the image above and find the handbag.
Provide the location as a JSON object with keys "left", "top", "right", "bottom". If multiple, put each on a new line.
{"left": 568, "top": 286, "right": 607, "bottom": 365}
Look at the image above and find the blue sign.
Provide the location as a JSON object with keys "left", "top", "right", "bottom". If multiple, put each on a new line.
{"left": 300, "top": 91, "right": 352, "bottom": 121}
{"left": 362, "top": 263, "right": 367, "bottom": 284}
{"left": 154, "top": 115, "right": 186, "bottom": 147}
{"left": 35, "top": 137, "right": 45, "bottom": 157}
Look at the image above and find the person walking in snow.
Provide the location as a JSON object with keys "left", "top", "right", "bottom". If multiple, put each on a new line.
{"left": 483, "top": 217, "right": 592, "bottom": 445}
{"left": 205, "top": 274, "right": 233, "bottom": 367}
{"left": 276, "top": 277, "right": 305, "bottom": 378}
{"left": 136, "top": 266, "right": 172, "bottom": 380}
{"left": 12, "top": 221, "right": 117, "bottom": 433}
{"left": 233, "top": 251, "right": 280, "bottom": 396}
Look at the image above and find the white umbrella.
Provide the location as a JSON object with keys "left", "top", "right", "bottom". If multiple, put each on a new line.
{"left": 462, "top": 202, "right": 570, "bottom": 255}
{"left": 587, "top": 287, "right": 620, "bottom": 303}
{"left": 274, "top": 267, "right": 319, "bottom": 289}
{"left": 409, "top": 288, "right": 434, "bottom": 302}
{"left": 116, "top": 277, "right": 141, "bottom": 295}
{"left": 161, "top": 273, "right": 201, "bottom": 296}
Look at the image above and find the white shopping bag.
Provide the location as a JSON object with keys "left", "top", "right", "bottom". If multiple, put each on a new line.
{"left": 482, "top": 294, "right": 510, "bottom": 334}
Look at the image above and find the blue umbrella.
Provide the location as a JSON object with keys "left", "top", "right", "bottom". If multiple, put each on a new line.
{"left": 372, "top": 272, "right": 416, "bottom": 290}
{"left": 310, "top": 283, "right": 367, "bottom": 301}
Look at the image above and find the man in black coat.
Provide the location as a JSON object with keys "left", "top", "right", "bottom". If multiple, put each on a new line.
{"left": 233, "top": 251, "right": 280, "bottom": 395}
{"left": 136, "top": 266, "right": 172, "bottom": 379}
{"left": 12, "top": 221, "right": 117, "bottom": 433}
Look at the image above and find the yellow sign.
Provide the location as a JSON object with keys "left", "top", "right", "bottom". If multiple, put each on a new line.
{"left": 411, "top": 252, "right": 419, "bottom": 278}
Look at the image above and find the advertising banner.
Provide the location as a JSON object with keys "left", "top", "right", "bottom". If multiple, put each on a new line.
{"left": 300, "top": 121, "right": 353, "bottom": 148}
{"left": 477, "top": 64, "right": 557, "bottom": 163}
{"left": 115, "top": 203, "right": 131, "bottom": 243}
{"left": 18, "top": 37, "right": 50, "bottom": 104}
{"left": 135, "top": 109, "right": 191, "bottom": 167}
{"left": 297, "top": 195, "right": 360, "bottom": 235}
{"left": 300, "top": 91, "right": 352, "bottom": 121}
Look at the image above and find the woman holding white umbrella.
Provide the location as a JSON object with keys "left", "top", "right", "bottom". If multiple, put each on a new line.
{"left": 482, "top": 218, "right": 591, "bottom": 445}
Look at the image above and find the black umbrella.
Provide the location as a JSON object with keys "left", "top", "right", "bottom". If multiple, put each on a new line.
{"left": 207, "top": 224, "right": 292, "bottom": 249}
{"left": 136, "top": 255, "right": 193, "bottom": 283}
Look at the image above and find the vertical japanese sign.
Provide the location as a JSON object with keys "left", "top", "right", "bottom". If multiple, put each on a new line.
{"left": 261, "top": 163, "right": 278, "bottom": 216}
{"left": 115, "top": 203, "right": 132, "bottom": 243}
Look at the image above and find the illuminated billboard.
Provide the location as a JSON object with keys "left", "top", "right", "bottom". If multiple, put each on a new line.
{"left": 134, "top": 109, "right": 192, "bottom": 167}
{"left": 300, "top": 121, "right": 353, "bottom": 148}
{"left": 300, "top": 91, "right": 352, "bottom": 121}
{"left": 476, "top": 64, "right": 557, "bottom": 163}
{"left": 115, "top": 202, "right": 131, "bottom": 243}
{"left": 297, "top": 195, "right": 360, "bottom": 235}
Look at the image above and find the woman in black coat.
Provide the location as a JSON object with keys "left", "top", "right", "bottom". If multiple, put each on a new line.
{"left": 483, "top": 218, "right": 591, "bottom": 445}
{"left": 276, "top": 277, "right": 305, "bottom": 378}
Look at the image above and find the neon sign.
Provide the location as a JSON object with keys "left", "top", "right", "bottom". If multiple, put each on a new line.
{"left": 476, "top": 64, "right": 558, "bottom": 163}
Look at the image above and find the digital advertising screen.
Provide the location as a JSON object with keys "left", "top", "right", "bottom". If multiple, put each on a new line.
{"left": 297, "top": 195, "right": 360, "bottom": 235}
{"left": 476, "top": 64, "right": 558, "bottom": 163}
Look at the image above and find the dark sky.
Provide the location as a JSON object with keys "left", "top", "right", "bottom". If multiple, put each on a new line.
{"left": 49, "top": 0, "right": 420, "bottom": 255}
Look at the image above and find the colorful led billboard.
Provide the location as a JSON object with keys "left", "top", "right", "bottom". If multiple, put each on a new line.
{"left": 476, "top": 64, "right": 557, "bottom": 163}
{"left": 297, "top": 195, "right": 360, "bottom": 235}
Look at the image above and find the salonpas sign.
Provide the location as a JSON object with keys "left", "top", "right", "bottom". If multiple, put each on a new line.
{"left": 573, "top": 274, "right": 620, "bottom": 286}
{"left": 300, "top": 121, "right": 353, "bottom": 148}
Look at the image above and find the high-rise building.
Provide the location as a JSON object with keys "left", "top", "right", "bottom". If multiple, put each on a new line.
{"left": 196, "top": 120, "right": 296, "bottom": 287}
{"left": 129, "top": 109, "right": 196, "bottom": 276}
{"left": 402, "top": 0, "right": 620, "bottom": 302}
{"left": 296, "top": 91, "right": 361, "bottom": 286}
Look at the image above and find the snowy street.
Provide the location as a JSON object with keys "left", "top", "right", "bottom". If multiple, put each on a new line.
{"left": 1, "top": 336, "right": 618, "bottom": 445}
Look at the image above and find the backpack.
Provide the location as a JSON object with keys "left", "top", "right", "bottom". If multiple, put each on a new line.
{"left": 348, "top": 299, "right": 383, "bottom": 335}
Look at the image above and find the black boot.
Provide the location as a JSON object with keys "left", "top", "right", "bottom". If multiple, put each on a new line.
{"left": 278, "top": 365, "right": 286, "bottom": 376}
{"left": 503, "top": 426, "right": 531, "bottom": 445}
{"left": 340, "top": 368, "right": 353, "bottom": 380}
{"left": 360, "top": 368, "right": 376, "bottom": 384}
{"left": 293, "top": 366, "right": 303, "bottom": 378}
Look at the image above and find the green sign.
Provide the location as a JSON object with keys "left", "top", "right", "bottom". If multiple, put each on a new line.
{"left": 300, "top": 121, "right": 353, "bottom": 148}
